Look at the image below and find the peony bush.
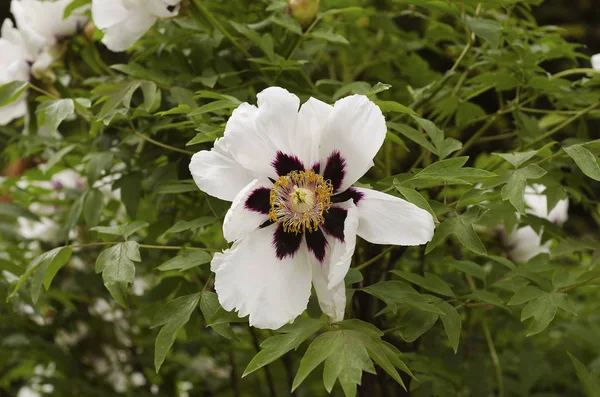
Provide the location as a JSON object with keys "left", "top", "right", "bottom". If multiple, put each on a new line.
{"left": 1, "top": 0, "right": 600, "bottom": 396}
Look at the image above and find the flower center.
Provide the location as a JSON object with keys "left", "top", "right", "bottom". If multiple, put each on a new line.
{"left": 269, "top": 170, "right": 333, "bottom": 234}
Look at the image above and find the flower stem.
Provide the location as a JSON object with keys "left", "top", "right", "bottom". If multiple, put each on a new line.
{"left": 551, "top": 68, "right": 600, "bottom": 79}
{"left": 69, "top": 241, "right": 217, "bottom": 252}
{"left": 355, "top": 246, "right": 394, "bottom": 271}
{"left": 29, "top": 83, "right": 60, "bottom": 99}
{"left": 521, "top": 103, "right": 598, "bottom": 150}
{"left": 192, "top": 0, "right": 252, "bottom": 59}
{"left": 131, "top": 127, "right": 195, "bottom": 155}
{"left": 482, "top": 318, "right": 504, "bottom": 397}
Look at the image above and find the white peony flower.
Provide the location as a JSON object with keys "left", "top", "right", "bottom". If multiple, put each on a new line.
{"left": 11, "top": 0, "right": 87, "bottom": 78}
{"left": 506, "top": 184, "right": 569, "bottom": 263}
{"left": 189, "top": 87, "right": 435, "bottom": 329}
{"left": 0, "top": 20, "right": 31, "bottom": 124}
{"left": 92, "top": 0, "right": 181, "bottom": 52}
{"left": 592, "top": 53, "right": 600, "bottom": 72}
{"left": 0, "top": 0, "right": 86, "bottom": 125}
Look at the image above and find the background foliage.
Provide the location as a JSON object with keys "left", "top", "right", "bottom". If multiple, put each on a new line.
{"left": 1, "top": 0, "right": 600, "bottom": 396}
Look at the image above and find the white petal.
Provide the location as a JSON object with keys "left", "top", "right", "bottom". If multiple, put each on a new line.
{"left": 189, "top": 138, "right": 255, "bottom": 202}
{"left": 311, "top": 256, "right": 346, "bottom": 322}
{"left": 146, "top": 0, "right": 181, "bottom": 18}
{"left": 222, "top": 178, "right": 271, "bottom": 243}
{"left": 353, "top": 187, "right": 435, "bottom": 246}
{"left": 0, "top": 98, "right": 27, "bottom": 125}
{"left": 91, "top": 0, "right": 128, "bottom": 29}
{"left": 318, "top": 95, "right": 386, "bottom": 191}
{"left": 211, "top": 225, "right": 312, "bottom": 330}
{"left": 592, "top": 54, "right": 600, "bottom": 72}
{"left": 295, "top": 97, "right": 332, "bottom": 167}
{"left": 92, "top": 0, "right": 157, "bottom": 52}
{"left": 12, "top": 0, "right": 87, "bottom": 52}
{"left": 507, "top": 226, "right": 549, "bottom": 263}
{"left": 524, "top": 184, "right": 569, "bottom": 225}
{"left": 326, "top": 201, "right": 359, "bottom": 289}
{"left": 225, "top": 87, "right": 303, "bottom": 178}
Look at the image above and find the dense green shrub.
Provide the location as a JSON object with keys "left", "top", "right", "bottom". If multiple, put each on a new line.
{"left": 1, "top": 0, "right": 600, "bottom": 396}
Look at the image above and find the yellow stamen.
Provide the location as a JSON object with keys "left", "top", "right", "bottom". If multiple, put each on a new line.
{"left": 269, "top": 170, "right": 333, "bottom": 234}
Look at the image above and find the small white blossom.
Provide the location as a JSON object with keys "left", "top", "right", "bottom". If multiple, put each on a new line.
{"left": 92, "top": 0, "right": 181, "bottom": 52}
{"left": 190, "top": 87, "right": 435, "bottom": 329}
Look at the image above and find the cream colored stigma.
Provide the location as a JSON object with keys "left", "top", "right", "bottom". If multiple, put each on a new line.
{"left": 269, "top": 170, "right": 333, "bottom": 234}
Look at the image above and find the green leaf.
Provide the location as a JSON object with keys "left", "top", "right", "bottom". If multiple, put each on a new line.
{"left": 111, "top": 63, "right": 172, "bottom": 87}
{"left": 242, "top": 318, "right": 325, "bottom": 377}
{"left": 390, "top": 270, "right": 455, "bottom": 297}
{"left": 95, "top": 242, "right": 141, "bottom": 308}
{"left": 362, "top": 281, "right": 445, "bottom": 315}
{"left": 61, "top": 193, "right": 85, "bottom": 240}
{"left": 453, "top": 214, "right": 487, "bottom": 256}
{"left": 387, "top": 122, "right": 437, "bottom": 153}
{"left": 91, "top": 221, "right": 149, "bottom": 239}
{"left": 493, "top": 150, "right": 538, "bottom": 168}
{"left": 412, "top": 116, "right": 443, "bottom": 148}
{"left": 161, "top": 217, "right": 216, "bottom": 235}
{"left": 465, "top": 18, "right": 502, "bottom": 49}
{"left": 309, "top": 31, "right": 350, "bottom": 44}
{"left": 292, "top": 331, "right": 345, "bottom": 391}
{"left": 398, "top": 309, "right": 439, "bottom": 343}
{"left": 114, "top": 172, "right": 143, "bottom": 218}
{"left": 85, "top": 152, "right": 114, "bottom": 185}
{"left": 564, "top": 145, "right": 600, "bottom": 181}
{"left": 187, "top": 99, "right": 241, "bottom": 117}
{"left": 501, "top": 165, "right": 547, "bottom": 213}
{"left": 521, "top": 292, "right": 577, "bottom": 336}
{"left": 63, "top": 0, "right": 89, "bottom": 18}
{"left": 365, "top": 82, "right": 392, "bottom": 97}
{"left": 436, "top": 301, "right": 461, "bottom": 353}
{"left": 508, "top": 285, "right": 546, "bottom": 306}
{"left": 448, "top": 260, "right": 486, "bottom": 281}
{"left": 9, "top": 247, "right": 72, "bottom": 303}
{"left": 83, "top": 188, "right": 105, "bottom": 228}
{"left": 45, "top": 144, "right": 76, "bottom": 171}
{"left": 568, "top": 353, "right": 600, "bottom": 397}
{"left": 376, "top": 101, "right": 417, "bottom": 115}
{"left": 394, "top": 185, "right": 438, "bottom": 222}
{"left": 36, "top": 99, "right": 75, "bottom": 134}
{"left": 272, "top": 13, "right": 302, "bottom": 35}
{"left": 0, "top": 81, "right": 28, "bottom": 107}
{"left": 157, "top": 250, "right": 211, "bottom": 272}
{"left": 322, "top": 330, "right": 376, "bottom": 396}
{"left": 200, "top": 291, "right": 238, "bottom": 340}
{"left": 468, "top": 290, "right": 504, "bottom": 307}
{"left": 151, "top": 293, "right": 201, "bottom": 372}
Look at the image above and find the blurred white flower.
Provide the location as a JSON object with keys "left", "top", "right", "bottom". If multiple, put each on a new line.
{"left": 592, "top": 54, "right": 600, "bottom": 71}
{"left": 506, "top": 184, "right": 569, "bottom": 263}
{"left": 17, "top": 216, "right": 60, "bottom": 242}
{"left": 0, "top": 20, "right": 31, "bottom": 124}
{"left": 17, "top": 387, "right": 41, "bottom": 397}
{"left": 11, "top": 0, "right": 87, "bottom": 76}
{"left": 92, "top": 0, "right": 181, "bottom": 52}
{"left": 131, "top": 372, "right": 147, "bottom": 387}
{"left": 0, "top": 0, "right": 86, "bottom": 124}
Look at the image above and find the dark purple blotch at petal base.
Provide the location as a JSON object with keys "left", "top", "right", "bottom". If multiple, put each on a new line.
{"left": 323, "top": 151, "right": 346, "bottom": 192}
{"left": 306, "top": 228, "right": 328, "bottom": 262}
{"left": 331, "top": 187, "right": 363, "bottom": 205}
{"left": 245, "top": 187, "right": 271, "bottom": 214}
{"left": 273, "top": 225, "right": 303, "bottom": 259}
{"left": 322, "top": 207, "right": 347, "bottom": 242}
{"left": 272, "top": 151, "right": 305, "bottom": 176}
